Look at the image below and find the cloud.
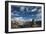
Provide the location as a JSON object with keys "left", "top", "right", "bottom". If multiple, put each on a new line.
{"left": 11, "top": 17, "right": 32, "bottom": 22}
{"left": 36, "top": 13, "right": 41, "bottom": 18}
{"left": 11, "top": 17, "right": 24, "bottom": 21}
{"left": 11, "top": 12, "right": 14, "bottom": 16}
{"left": 11, "top": 10, "right": 17, "bottom": 16}
{"left": 20, "top": 6, "right": 25, "bottom": 11}
{"left": 11, "top": 11, "right": 20, "bottom": 17}
{"left": 32, "top": 15, "right": 34, "bottom": 16}
{"left": 13, "top": 10, "right": 17, "bottom": 13}
{"left": 35, "top": 13, "right": 42, "bottom": 21}
{"left": 31, "top": 8, "right": 37, "bottom": 12}
{"left": 28, "top": 19, "right": 32, "bottom": 21}
{"left": 15, "top": 17, "right": 24, "bottom": 21}
{"left": 38, "top": 9, "right": 41, "bottom": 13}
{"left": 14, "top": 14, "right": 20, "bottom": 16}
{"left": 11, "top": 17, "right": 32, "bottom": 25}
{"left": 11, "top": 17, "right": 25, "bottom": 25}
{"left": 26, "top": 8, "right": 29, "bottom": 12}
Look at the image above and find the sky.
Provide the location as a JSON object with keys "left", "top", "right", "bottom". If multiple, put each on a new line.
{"left": 11, "top": 5, "right": 42, "bottom": 21}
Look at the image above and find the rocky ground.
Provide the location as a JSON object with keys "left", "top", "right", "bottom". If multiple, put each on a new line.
{"left": 11, "top": 21, "right": 41, "bottom": 29}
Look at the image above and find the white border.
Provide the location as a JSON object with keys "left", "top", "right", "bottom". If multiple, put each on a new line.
{"left": 8, "top": 2, "right": 44, "bottom": 32}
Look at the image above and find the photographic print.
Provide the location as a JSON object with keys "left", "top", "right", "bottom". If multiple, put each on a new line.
{"left": 5, "top": 1, "right": 45, "bottom": 33}
{"left": 11, "top": 5, "right": 41, "bottom": 28}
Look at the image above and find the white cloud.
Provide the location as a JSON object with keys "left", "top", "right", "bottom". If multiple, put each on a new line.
{"left": 31, "top": 8, "right": 37, "bottom": 12}
{"left": 14, "top": 14, "right": 20, "bottom": 16}
{"left": 35, "top": 13, "right": 42, "bottom": 21}
{"left": 12, "top": 17, "right": 32, "bottom": 22}
{"left": 32, "top": 15, "right": 34, "bottom": 16}
{"left": 11, "top": 17, "right": 24, "bottom": 22}
{"left": 11, "top": 10, "right": 17, "bottom": 15}
{"left": 11, "top": 13, "right": 14, "bottom": 16}
{"left": 13, "top": 10, "right": 17, "bottom": 12}
{"left": 20, "top": 6, "right": 25, "bottom": 11}
{"left": 11, "top": 11, "right": 20, "bottom": 16}
{"left": 15, "top": 17, "right": 24, "bottom": 21}
{"left": 35, "top": 18, "right": 42, "bottom": 21}
{"left": 26, "top": 8, "right": 28, "bottom": 12}
{"left": 11, "top": 17, "right": 25, "bottom": 25}
{"left": 28, "top": 19, "right": 32, "bottom": 21}
{"left": 38, "top": 9, "right": 41, "bottom": 12}
{"left": 36, "top": 13, "right": 41, "bottom": 18}
{"left": 11, "top": 17, "right": 32, "bottom": 24}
